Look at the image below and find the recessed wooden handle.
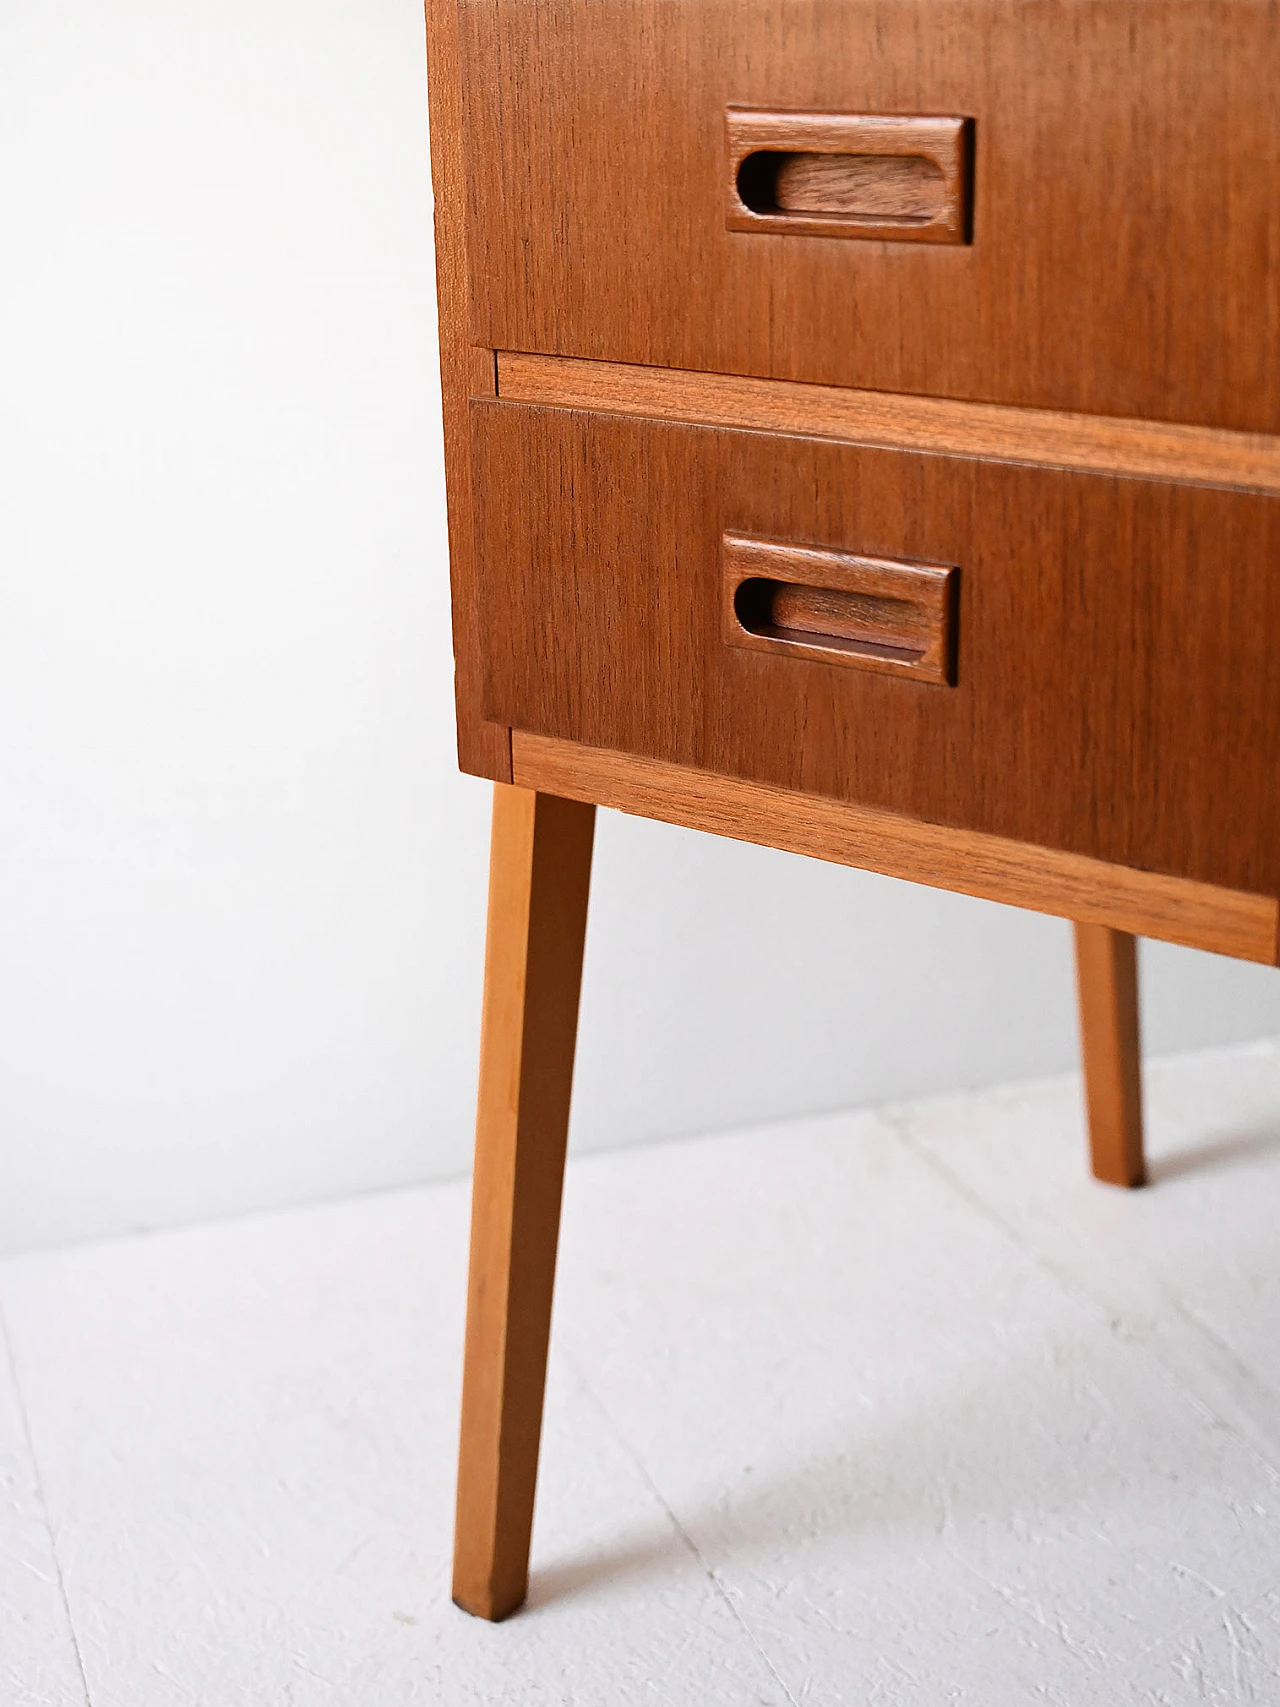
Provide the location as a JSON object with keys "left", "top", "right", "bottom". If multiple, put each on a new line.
{"left": 724, "top": 534, "right": 958, "bottom": 685}
{"left": 726, "top": 111, "right": 973, "bottom": 244}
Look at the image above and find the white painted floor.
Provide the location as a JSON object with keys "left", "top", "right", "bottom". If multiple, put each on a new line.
{"left": 4, "top": 1039, "right": 1280, "bottom": 1706}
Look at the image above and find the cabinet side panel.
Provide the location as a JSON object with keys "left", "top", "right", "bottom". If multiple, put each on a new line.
{"left": 425, "top": 0, "right": 511, "bottom": 780}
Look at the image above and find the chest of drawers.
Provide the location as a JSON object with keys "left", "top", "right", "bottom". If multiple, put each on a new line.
{"left": 425, "top": 0, "right": 1280, "bottom": 1619}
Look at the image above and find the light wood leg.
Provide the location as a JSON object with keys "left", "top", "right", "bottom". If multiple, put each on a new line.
{"left": 453, "top": 783, "right": 596, "bottom": 1620}
{"left": 1073, "top": 923, "right": 1146, "bottom": 1188}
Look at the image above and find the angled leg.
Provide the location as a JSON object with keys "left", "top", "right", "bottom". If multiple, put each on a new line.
{"left": 1073, "top": 923, "right": 1146, "bottom": 1188}
{"left": 453, "top": 783, "right": 596, "bottom": 1620}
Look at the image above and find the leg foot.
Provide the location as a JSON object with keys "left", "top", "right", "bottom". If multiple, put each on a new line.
{"left": 453, "top": 784, "right": 596, "bottom": 1620}
{"left": 1073, "top": 923, "right": 1146, "bottom": 1188}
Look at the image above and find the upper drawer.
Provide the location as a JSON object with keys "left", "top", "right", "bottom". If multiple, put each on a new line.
{"left": 458, "top": 0, "right": 1280, "bottom": 434}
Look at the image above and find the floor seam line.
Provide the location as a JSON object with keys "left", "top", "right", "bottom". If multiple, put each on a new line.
{"left": 1, "top": 1294, "right": 95, "bottom": 1707}
{"left": 562, "top": 1349, "right": 803, "bottom": 1707}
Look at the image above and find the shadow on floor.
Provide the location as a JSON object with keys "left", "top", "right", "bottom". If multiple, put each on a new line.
{"left": 526, "top": 1323, "right": 1231, "bottom": 1614}
{"left": 1148, "top": 1116, "right": 1280, "bottom": 1183}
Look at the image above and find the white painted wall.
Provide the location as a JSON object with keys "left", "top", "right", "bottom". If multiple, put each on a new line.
{"left": 2, "top": 0, "right": 1277, "bottom": 1256}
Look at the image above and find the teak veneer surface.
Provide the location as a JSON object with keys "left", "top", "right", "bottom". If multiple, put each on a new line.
{"left": 512, "top": 734, "right": 1278, "bottom": 967}
{"left": 460, "top": 0, "right": 1280, "bottom": 433}
{"left": 473, "top": 400, "right": 1280, "bottom": 899}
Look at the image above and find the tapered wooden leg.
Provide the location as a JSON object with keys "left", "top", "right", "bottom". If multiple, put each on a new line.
{"left": 453, "top": 783, "right": 596, "bottom": 1621}
{"left": 1073, "top": 923, "right": 1146, "bottom": 1188}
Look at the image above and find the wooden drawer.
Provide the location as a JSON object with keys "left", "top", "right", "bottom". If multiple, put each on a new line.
{"left": 459, "top": 0, "right": 1280, "bottom": 434}
{"left": 471, "top": 398, "right": 1280, "bottom": 897}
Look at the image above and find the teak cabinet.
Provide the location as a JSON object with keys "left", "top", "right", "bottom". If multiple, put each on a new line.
{"left": 425, "top": 0, "right": 1280, "bottom": 1621}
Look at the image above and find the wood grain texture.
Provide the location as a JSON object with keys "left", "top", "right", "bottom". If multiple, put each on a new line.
{"left": 423, "top": 0, "right": 509, "bottom": 780}
{"left": 726, "top": 110, "right": 971, "bottom": 243}
{"left": 474, "top": 400, "right": 1280, "bottom": 898}
{"left": 497, "top": 354, "right": 1280, "bottom": 498}
{"left": 460, "top": 0, "right": 1280, "bottom": 433}
{"left": 454, "top": 785, "right": 596, "bottom": 1620}
{"left": 772, "top": 152, "right": 945, "bottom": 218}
{"left": 512, "top": 734, "right": 1277, "bottom": 965}
{"left": 1074, "top": 924, "right": 1146, "bottom": 1188}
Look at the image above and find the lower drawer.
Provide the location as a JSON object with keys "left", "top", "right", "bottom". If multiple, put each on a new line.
{"left": 470, "top": 399, "right": 1280, "bottom": 896}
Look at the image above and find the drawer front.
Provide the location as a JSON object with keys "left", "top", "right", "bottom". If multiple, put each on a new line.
{"left": 459, "top": 0, "right": 1280, "bottom": 434}
{"left": 471, "top": 400, "right": 1280, "bottom": 896}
